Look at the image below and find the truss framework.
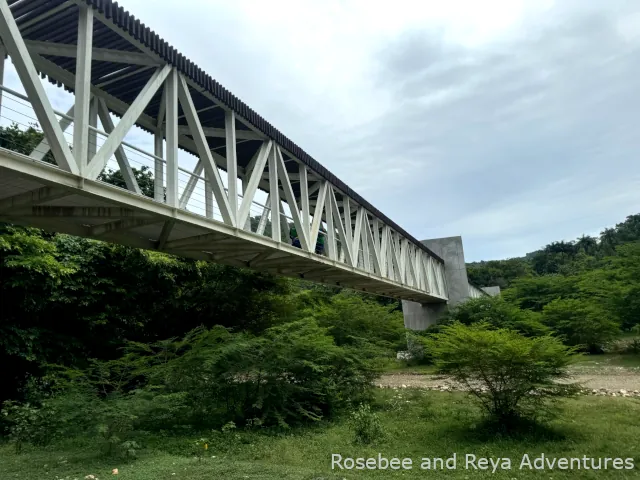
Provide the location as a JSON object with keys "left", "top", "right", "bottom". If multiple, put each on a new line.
{"left": 0, "top": 0, "right": 448, "bottom": 303}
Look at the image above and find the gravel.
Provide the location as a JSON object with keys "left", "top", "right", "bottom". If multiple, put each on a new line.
{"left": 378, "top": 367, "right": 640, "bottom": 397}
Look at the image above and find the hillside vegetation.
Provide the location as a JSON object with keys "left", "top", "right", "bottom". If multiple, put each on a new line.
{"left": 467, "top": 214, "right": 640, "bottom": 351}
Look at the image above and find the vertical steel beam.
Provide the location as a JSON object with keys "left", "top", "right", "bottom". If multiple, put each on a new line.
{"left": 352, "top": 207, "right": 364, "bottom": 267}
{"left": 340, "top": 197, "right": 351, "bottom": 263}
{"left": 324, "top": 187, "right": 337, "bottom": 260}
{"left": 73, "top": 4, "right": 93, "bottom": 175}
{"left": 268, "top": 147, "right": 280, "bottom": 242}
{"left": 0, "top": 45, "right": 5, "bottom": 119}
{"left": 361, "top": 212, "right": 371, "bottom": 272}
{"left": 299, "top": 164, "right": 310, "bottom": 241}
{"left": 204, "top": 173, "right": 213, "bottom": 218}
{"left": 225, "top": 110, "right": 238, "bottom": 223}
{"left": 165, "top": 68, "right": 179, "bottom": 207}
{"left": 154, "top": 86, "right": 165, "bottom": 203}
{"left": 87, "top": 96, "right": 98, "bottom": 160}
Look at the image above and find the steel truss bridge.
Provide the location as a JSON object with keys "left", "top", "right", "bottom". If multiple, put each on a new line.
{"left": 0, "top": 0, "right": 476, "bottom": 304}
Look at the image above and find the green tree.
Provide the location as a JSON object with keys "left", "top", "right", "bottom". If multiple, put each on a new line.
{"left": 503, "top": 275, "right": 577, "bottom": 312}
{"left": 294, "top": 291, "right": 406, "bottom": 354}
{"left": 467, "top": 258, "right": 532, "bottom": 289}
{"left": 600, "top": 215, "right": 640, "bottom": 255}
{"left": 0, "top": 224, "right": 78, "bottom": 404}
{"left": 425, "top": 323, "right": 578, "bottom": 425}
{"left": 542, "top": 298, "right": 620, "bottom": 352}
{"left": 445, "top": 296, "right": 549, "bottom": 337}
{"left": 0, "top": 123, "right": 55, "bottom": 164}
{"left": 98, "top": 166, "right": 158, "bottom": 199}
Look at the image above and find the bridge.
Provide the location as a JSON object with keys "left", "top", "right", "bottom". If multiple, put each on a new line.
{"left": 0, "top": 0, "right": 497, "bottom": 328}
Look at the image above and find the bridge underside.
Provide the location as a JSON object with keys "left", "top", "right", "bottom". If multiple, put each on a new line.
{"left": 0, "top": 149, "right": 446, "bottom": 304}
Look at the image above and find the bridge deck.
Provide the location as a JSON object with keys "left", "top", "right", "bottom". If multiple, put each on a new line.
{"left": 0, "top": 148, "right": 446, "bottom": 303}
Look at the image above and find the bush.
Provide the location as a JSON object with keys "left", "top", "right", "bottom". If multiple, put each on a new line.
{"left": 294, "top": 291, "right": 406, "bottom": 354}
{"left": 424, "top": 323, "right": 578, "bottom": 425}
{"left": 128, "top": 320, "right": 379, "bottom": 429}
{"left": 1, "top": 400, "right": 60, "bottom": 452}
{"left": 349, "top": 403, "right": 384, "bottom": 444}
{"left": 445, "top": 296, "right": 550, "bottom": 337}
{"left": 542, "top": 298, "right": 620, "bottom": 352}
{"left": 4, "top": 319, "right": 379, "bottom": 449}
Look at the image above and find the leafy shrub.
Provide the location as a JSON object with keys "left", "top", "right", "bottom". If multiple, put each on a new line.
{"left": 125, "top": 320, "right": 378, "bottom": 429}
{"left": 403, "top": 331, "right": 430, "bottom": 365}
{"left": 424, "top": 323, "right": 578, "bottom": 425}
{"left": 120, "top": 440, "right": 141, "bottom": 460}
{"left": 294, "top": 291, "right": 406, "bottom": 354}
{"left": 1, "top": 400, "right": 60, "bottom": 452}
{"left": 542, "top": 298, "right": 620, "bottom": 352}
{"left": 445, "top": 296, "right": 549, "bottom": 337}
{"left": 349, "top": 403, "right": 384, "bottom": 444}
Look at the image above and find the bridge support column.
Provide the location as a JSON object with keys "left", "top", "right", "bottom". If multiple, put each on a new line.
{"left": 402, "top": 236, "right": 471, "bottom": 330}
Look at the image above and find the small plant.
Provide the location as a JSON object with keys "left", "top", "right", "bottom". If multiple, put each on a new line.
{"left": 245, "top": 417, "right": 263, "bottom": 430}
{"left": 192, "top": 438, "right": 210, "bottom": 461}
{"left": 349, "top": 403, "right": 385, "bottom": 444}
{"left": 385, "top": 391, "right": 407, "bottom": 412}
{"left": 221, "top": 421, "right": 236, "bottom": 434}
{"left": 120, "top": 440, "right": 140, "bottom": 460}
{"left": 96, "top": 407, "right": 137, "bottom": 457}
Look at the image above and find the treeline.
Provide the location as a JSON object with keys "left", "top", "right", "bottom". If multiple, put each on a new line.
{"left": 468, "top": 214, "right": 640, "bottom": 286}
{"left": 466, "top": 214, "right": 640, "bottom": 350}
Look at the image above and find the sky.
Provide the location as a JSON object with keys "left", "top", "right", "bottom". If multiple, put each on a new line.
{"left": 5, "top": 0, "right": 640, "bottom": 261}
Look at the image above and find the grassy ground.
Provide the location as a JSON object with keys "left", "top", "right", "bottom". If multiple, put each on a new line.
{"left": 384, "top": 353, "right": 640, "bottom": 374}
{"left": 2, "top": 390, "right": 640, "bottom": 479}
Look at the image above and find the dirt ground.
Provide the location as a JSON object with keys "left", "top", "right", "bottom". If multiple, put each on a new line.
{"left": 379, "top": 364, "right": 640, "bottom": 393}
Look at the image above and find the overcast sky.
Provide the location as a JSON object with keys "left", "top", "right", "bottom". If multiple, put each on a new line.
{"left": 7, "top": 0, "right": 640, "bottom": 261}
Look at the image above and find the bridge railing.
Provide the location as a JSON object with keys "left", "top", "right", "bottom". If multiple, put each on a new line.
{"left": 0, "top": 0, "right": 448, "bottom": 300}
{"left": 0, "top": 84, "right": 344, "bottom": 257}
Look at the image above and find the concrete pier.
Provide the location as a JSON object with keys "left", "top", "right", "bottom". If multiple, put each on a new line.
{"left": 401, "top": 236, "right": 486, "bottom": 330}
